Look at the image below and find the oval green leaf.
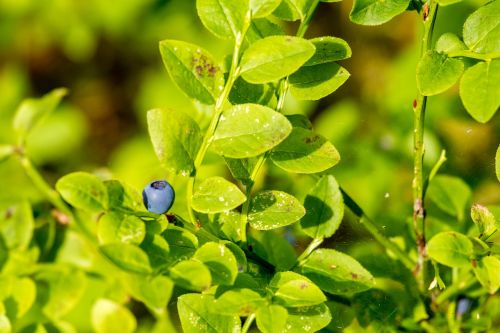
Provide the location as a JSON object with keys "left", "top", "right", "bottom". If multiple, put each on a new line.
{"left": 147, "top": 108, "right": 202, "bottom": 175}
{"left": 270, "top": 127, "right": 340, "bottom": 173}
{"left": 416, "top": 51, "right": 464, "bottom": 96}
{"left": 100, "top": 243, "right": 152, "bottom": 274}
{"left": 248, "top": 191, "right": 305, "bottom": 230}
{"left": 240, "top": 36, "right": 315, "bottom": 83}
{"left": 427, "top": 175, "right": 471, "bottom": 220}
{"left": 212, "top": 104, "right": 292, "bottom": 158}
{"left": 192, "top": 177, "right": 246, "bottom": 213}
{"left": 301, "top": 248, "right": 374, "bottom": 295}
{"left": 251, "top": 0, "right": 282, "bottom": 18}
{"left": 349, "top": 0, "right": 410, "bottom": 26}
{"left": 427, "top": 231, "right": 473, "bottom": 268}
{"left": 472, "top": 256, "right": 500, "bottom": 294}
{"left": 300, "top": 175, "right": 344, "bottom": 239}
{"left": 159, "top": 40, "right": 224, "bottom": 104}
{"left": 289, "top": 62, "right": 350, "bottom": 100}
{"left": 56, "top": 172, "right": 108, "bottom": 212}
{"left": 459, "top": 60, "right": 500, "bottom": 123}
{"left": 213, "top": 288, "right": 267, "bottom": 316}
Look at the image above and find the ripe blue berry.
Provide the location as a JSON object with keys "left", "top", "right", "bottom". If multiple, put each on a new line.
{"left": 142, "top": 180, "right": 175, "bottom": 214}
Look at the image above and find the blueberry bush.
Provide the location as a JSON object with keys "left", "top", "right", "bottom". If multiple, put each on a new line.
{"left": 0, "top": 0, "right": 499, "bottom": 332}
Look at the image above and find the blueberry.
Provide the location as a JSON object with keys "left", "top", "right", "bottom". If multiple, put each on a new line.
{"left": 455, "top": 296, "right": 472, "bottom": 317}
{"left": 142, "top": 180, "right": 175, "bottom": 214}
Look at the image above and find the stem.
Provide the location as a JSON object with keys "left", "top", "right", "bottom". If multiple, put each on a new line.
{"left": 295, "top": 237, "right": 323, "bottom": 266}
{"left": 186, "top": 16, "right": 251, "bottom": 224}
{"left": 447, "top": 50, "right": 500, "bottom": 61}
{"left": 413, "top": 0, "right": 438, "bottom": 282}
{"left": 241, "top": 313, "right": 255, "bottom": 333}
{"left": 341, "top": 188, "right": 415, "bottom": 270}
{"left": 236, "top": 4, "right": 320, "bottom": 241}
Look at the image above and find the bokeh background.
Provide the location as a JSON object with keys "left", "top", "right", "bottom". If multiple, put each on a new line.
{"left": 0, "top": 1, "right": 499, "bottom": 329}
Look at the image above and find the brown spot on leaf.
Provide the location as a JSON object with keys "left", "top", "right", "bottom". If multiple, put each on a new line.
{"left": 351, "top": 273, "right": 358, "bottom": 279}
{"left": 300, "top": 283, "right": 308, "bottom": 290}
{"left": 304, "top": 135, "right": 320, "bottom": 144}
{"left": 471, "top": 259, "right": 477, "bottom": 268}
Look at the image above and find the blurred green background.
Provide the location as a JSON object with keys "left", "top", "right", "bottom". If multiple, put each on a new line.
{"left": 0, "top": 0, "right": 498, "bottom": 271}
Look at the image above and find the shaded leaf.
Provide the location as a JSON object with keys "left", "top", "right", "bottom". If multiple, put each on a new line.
{"left": 300, "top": 175, "right": 344, "bottom": 239}
{"left": 427, "top": 175, "right": 471, "bottom": 220}
{"left": 170, "top": 260, "right": 212, "bottom": 291}
{"left": 305, "top": 36, "right": 351, "bottom": 66}
{"left": 193, "top": 242, "right": 238, "bottom": 285}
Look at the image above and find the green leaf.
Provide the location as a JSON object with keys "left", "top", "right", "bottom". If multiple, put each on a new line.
{"left": 36, "top": 267, "right": 87, "bottom": 318}
{"left": 301, "top": 248, "right": 374, "bottom": 295}
{"left": 0, "top": 145, "right": 13, "bottom": 164}
{"left": 251, "top": 0, "right": 282, "bottom": 18}
{"left": 349, "top": 0, "right": 409, "bottom": 26}
{"left": 92, "top": 299, "right": 136, "bottom": 333}
{"left": 463, "top": 0, "right": 500, "bottom": 53}
{"left": 352, "top": 289, "right": 398, "bottom": 326}
{"left": 471, "top": 204, "right": 497, "bottom": 237}
{"left": 140, "top": 234, "right": 170, "bottom": 270}
{"left": 104, "top": 180, "right": 142, "bottom": 211}
{"left": 162, "top": 226, "right": 199, "bottom": 264}
{"left": 192, "top": 177, "right": 246, "bottom": 213}
{"left": 178, "top": 294, "right": 241, "bottom": 333}
{"left": 270, "top": 127, "right": 340, "bottom": 173}
{"left": 196, "top": 0, "right": 249, "bottom": 39}
{"left": 240, "top": 36, "right": 315, "bottom": 83}
{"left": 427, "top": 175, "right": 471, "bottom": 220}
{"left": 125, "top": 275, "right": 173, "bottom": 312}
{"left": 249, "top": 231, "right": 297, "bottom": 270}
{"left": 416, "top": 51, "right": 464, "bottom": 96}
{"left": 283, "top": 303, "right": 331, "bottom": 333}
{"left": 97, "top": 212, "right": 145, "bottom": 245}
{"left": 193, "top": 242, "right": 238, "bottom": 285}
{"left": 213, "top": 288, "right": 267, "bottom": 315}
{"left": 427, "top": 231, "right": 473, "bottom": 268}
{"left": 228, "top": 77, "right": 274, "bottom": 106}
{"left": 270, "top": 271, "right": 326, "bottom": 307}
{"left": 9, "top": 277, "right": 36, "bottom": 318}
{"left": 170, "top": 260, "right": 212, "bottom": 291}
{"left": 289, "top": 62, "right": 350, "bottom": 100}
{"left": 256, "top": 305, "right": 288, "bottom": 333}
{"left": 0, "top": 315, "right": 10, "bottom": 333}
{"left": 100, "top": 243, "right": 152, "bottom": 274}
{"left": 286, "top": 114, "right": 312, "bottom": 129}
{"left": 459, "top": 60, "right": 500, "bottom": 123}
{"left": 159, "top": 40, "right": 224, "bottom": 104}
{"left": 56, "top": 172, "right": 108, "bottom": 212}
{"left": 300, "top": 175, "right": 344, "bottom": 239}
{"left": 147, "top": 108, "right": 202, "bottom": 175}
{"left": 248, "top": 191, "right": 305, "bottom": 230}
{"left": 13, "top": 88, "right": 67, "bottom": 144}
{"left": 496, "top": 144, "right": 500, "bottom": 182}
{"left": 212, "top": 104, "right": 292, "bottom": 158}
{"left": 245, "top": 18, "right": 285, "bottom": 43}
{"left": 435, "top": 33, "right": 466, "bottom": 53}
{"left": 0, "top": 201, "right": 34, "bottom": 250}
{"left": 224, "top": 157, "right": 259, "bottom": 186}
{"left": 473, "top": 256, "right": 500, "bottom": 294}
{"left": 305, "top": 37, "right": 352, "bottom": 66}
